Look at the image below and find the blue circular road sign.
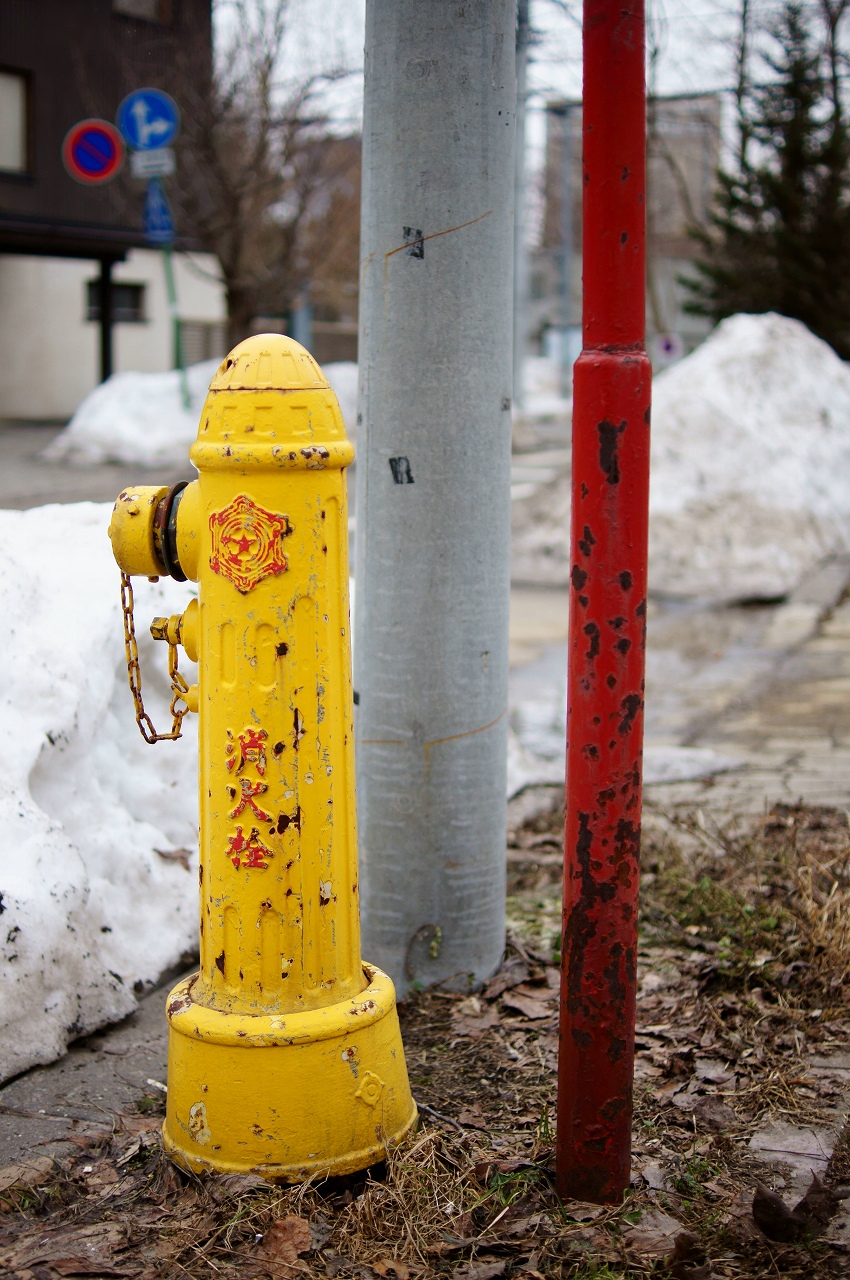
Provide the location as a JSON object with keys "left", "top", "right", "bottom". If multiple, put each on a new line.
{"left": 117, "top": 88, "right": 180, "bottom": 152}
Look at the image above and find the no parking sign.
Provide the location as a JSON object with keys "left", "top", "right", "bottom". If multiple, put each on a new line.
{"left": 62, "top": 119, "right": 125, "bottom": 185}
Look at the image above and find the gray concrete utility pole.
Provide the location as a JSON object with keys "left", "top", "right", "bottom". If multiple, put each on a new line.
{"left": 354, "top": 0, "right": 516, "bottom": 994}
{"left": 513, "top": 0, "right": 531, "bottom": 410}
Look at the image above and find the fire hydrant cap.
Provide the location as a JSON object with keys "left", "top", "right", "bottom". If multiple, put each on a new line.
{"left": 208, "top": 334, "right": 329, "bottom": 393}
{"left": 192, "top": 333, "right": 353, "bottom": 473}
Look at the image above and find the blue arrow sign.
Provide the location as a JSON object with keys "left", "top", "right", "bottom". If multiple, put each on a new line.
{"left": 143, "top": 177, "right": 175, "bottom": 244}
{"left": 117, "top": 88, "right": 179, "bottom": 152}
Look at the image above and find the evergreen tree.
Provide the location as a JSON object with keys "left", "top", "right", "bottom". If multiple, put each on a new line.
{"left": 686, "top": 1, "right": 850, "bottom": 359}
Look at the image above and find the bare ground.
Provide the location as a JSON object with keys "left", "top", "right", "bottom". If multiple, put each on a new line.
{"left": 1, "top": 800, "right": 849, "bottom": 1279}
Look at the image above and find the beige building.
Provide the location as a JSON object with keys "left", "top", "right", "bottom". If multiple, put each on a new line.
{"left": 531, "top": 92, "right": 723, "bottom": 365}
{"left": 0, "top": 249, "right": 226, "bottom": 420}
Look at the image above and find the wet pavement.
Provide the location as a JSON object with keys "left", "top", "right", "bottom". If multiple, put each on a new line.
{"left": 0, "top": 421, "right": 188, "bottom": 509}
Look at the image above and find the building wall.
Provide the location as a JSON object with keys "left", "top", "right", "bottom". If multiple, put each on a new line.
{"left": 533, "top": 93, "right": 723, "bottom": 364}
{"left": 0, "top": 0, "right": 212, "bottom": 257}
{"left": 0, "top": 248, "right": 225, "bottom": 419}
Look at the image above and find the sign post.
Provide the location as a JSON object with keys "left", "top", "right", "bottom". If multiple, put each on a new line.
{"left": 61, "top": 118, "right": 125, "bottom": 381}
{"left": 117, "top": 89, "right": 188, "bottom": 409}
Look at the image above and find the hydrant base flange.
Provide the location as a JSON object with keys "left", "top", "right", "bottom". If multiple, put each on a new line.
{"left": 161, "top": 964, "right": 417, "bottom": 1181}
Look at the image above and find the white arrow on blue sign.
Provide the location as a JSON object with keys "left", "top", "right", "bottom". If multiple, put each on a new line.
{"left": 143, "top": 177, "right": 175, "bottom": 245}
{"left": 117, "top": 88, "right": 180, "bottom": 152}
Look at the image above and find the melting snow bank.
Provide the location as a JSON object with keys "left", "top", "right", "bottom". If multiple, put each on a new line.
{"left": 513, "top": 314, "right": 850, "bottom": 600}
{"left": 507, "top": 732, "right": 740, "bottom": 799}
{"left": 0, "top": 503, "right": 199, "bottom": 1082}
{"left": 44, "top": 358, "right": 360, "bottom": 468}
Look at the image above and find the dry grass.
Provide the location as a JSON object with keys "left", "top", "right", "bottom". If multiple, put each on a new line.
{"left": 1, "top": 802, "right": 849, "bottom": 1279}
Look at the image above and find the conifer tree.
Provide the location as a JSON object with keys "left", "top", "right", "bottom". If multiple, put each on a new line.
{"left": 687, "top": 1, "right": 850, "bottom": 359}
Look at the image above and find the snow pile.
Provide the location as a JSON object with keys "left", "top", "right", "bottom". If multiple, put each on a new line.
{"left": 521, "top": 356, "right": 571, "bottom": 421}
{"left": 0, "top": 503, "right": 199, "bottom": 1082}
{"left": 508, "top": 651, "right": 740, "bottom": 797}
{"left": 323, "top": 361, "right": 359, "bottom": 442}
{"left": 513, "top": 314, "right": 850, "bottom": 599}
{"left": 45, "top": 358, "right": 359, "bottom": 469}
{"left": 44, "top": 360, "right": 219, "bottom": 468}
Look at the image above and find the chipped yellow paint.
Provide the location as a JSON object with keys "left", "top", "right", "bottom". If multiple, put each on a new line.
{"left": 108, "top": 334, "right": 415, "bottom": 1180}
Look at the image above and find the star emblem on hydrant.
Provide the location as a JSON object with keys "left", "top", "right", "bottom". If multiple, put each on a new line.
{"left": 209, "top": 494, "right": 292, "bottom": 593}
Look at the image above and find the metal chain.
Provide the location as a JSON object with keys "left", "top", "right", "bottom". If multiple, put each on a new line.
{"left": 120, "top": 572, "right": 189, "bottom": 744}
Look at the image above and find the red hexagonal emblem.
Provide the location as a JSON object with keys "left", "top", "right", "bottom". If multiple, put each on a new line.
{"left": 209, "top": 494, "right": 291, "bottom": 594}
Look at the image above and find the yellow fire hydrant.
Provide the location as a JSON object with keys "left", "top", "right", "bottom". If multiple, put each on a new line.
{"left": 108, "top": 335, "right": 416, "bottom": 1179}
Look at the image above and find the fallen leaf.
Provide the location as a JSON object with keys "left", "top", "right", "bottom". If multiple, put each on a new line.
{"left": 664, "top": 1229, "right": 710, "bottom": 1280}
{"left": 262, "top": 1214, "right": 314, "bottom": 1264}
{"left": 471, "top": 1156, "right": 533, "bottom": 1183}
{"left": 752, "top": 1181, "right": 806, "bottom": 1242}
{"left": 373, "top": 1259, "right": 410, "bottom": 1279}
{"left": 0, "top": 1156, "right": 53, "bottom": 1194}
{"left": 566, "top": 1202, "right": 605, "bottom": 1222}
{"left": 451, "top": 1003, "right": 500, "bottom": 1038}
{"left": 452, "top": 1259, "right": 507, "bottom": 1280}
{"left": 796, "top": 1172, "right": 850, "bottom": 1225}
{"left": 501, "top": 1211, "right": 553, "bottom": 1238}
{"left": 310, "top": 1215, "right": 334, "bottom": 1250}
{"left": 624, "top": 1208, "right": 683, "bottom": 1257}
{"left": 754, "top": 1171, "right": 850, "bottom": 1242}
{"left": 639, "top": 1161, "right": 667, "bottom": 1191}
{"left": 324, "top": 1252, "right": 356, "bottom": 1277}
{"left": 52, "top": 1130, "right": 112, "bottom": 1151}
{"left": 454, "top": 995, "right": 484, "bottom": 1017}
{"left": 115, "top": 1114, "right": 162, "bottom": 1136}
{"left": 694, "top": 1057, "right": 735, "bottom": 1084}
{"left": 668, "top": 1048, "right": 695, "bottom": 1077}
{"left": 448, "top": 1209, "right": 475, "bottom": 1239}
{"left": 219, "top": 1172, "right": 274, "bottom": 1194}
{"left": 2, "top": 1222, "right": 128, "bottom": 1275}
{"left": 511, "top": 983, "right": 556, "bottom": 1003}
{"left": 674, "top": 1095, "right": 736, "bottom": 1131}
{"left": 458, "top": 1103, "right": 489, "bottom": 1130}
{"left": 483, "top": 958, "right": 530, "bottom": 1000}
{"left": 501, "top": 992, "right": 552, "bottom": 1020}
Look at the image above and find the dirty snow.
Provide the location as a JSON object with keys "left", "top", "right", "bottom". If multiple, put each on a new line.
{"left": 507, "top": 662, "right": 740, "bottom": 800}
{"left": 513, "top": 313, "right": 850, "bottom": 600}
{"left": 0, "top": 503, "right": 199, "bottom": 1083}
{"left": 44, "top": 357, "right": 359, "bottom": 468}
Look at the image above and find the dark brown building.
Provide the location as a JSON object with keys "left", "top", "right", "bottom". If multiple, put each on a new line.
{"left": 0, "top": 0, "right": 212, "bottom": 260}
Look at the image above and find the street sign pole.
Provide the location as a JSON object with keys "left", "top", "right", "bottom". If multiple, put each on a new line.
{"left": 162, "top": 244, "right": 190, "bottom": 410}
{"left": 98, "top": 258, "right": 116, "bottom": 383}
{"left": 117, "top": 90, "right": 188, "bottom": 408}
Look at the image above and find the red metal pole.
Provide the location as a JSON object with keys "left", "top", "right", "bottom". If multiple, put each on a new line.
{"left": 555, "top": 0, "right": 651, "bottom": 1204}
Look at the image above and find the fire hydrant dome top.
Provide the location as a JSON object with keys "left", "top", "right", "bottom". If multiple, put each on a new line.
{"left": 192, "top": 333, "right": 352, "bottom": 472}
{"left": 208, "top": 334, "right": 330, "bottom": 393}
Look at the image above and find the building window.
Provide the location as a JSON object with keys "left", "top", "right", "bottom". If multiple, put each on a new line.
{"left": 0, "top": 71, "right": 28, "bottom": 174}
{"left": 86, "top": 281, "right": 147, "bottom": 323}
{"left": 112, "top": 0, "right": 173, "bottom": 22}
{"left": 180, "top": 321, "right": 227, "bottom": 365}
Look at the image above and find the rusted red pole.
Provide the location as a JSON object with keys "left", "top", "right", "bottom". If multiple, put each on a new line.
{"left": 555, "top": 0, "right": 651, "bottom": 1204}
